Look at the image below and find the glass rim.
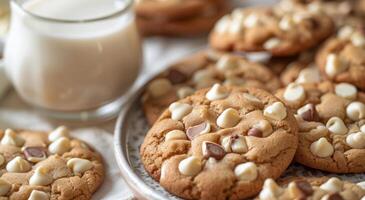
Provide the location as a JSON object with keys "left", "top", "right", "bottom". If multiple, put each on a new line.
{"left": 11, "top": 0, "right": 133, "bottom": 23}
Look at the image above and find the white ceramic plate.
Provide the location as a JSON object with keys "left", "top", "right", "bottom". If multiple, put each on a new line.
{"left": 113, "top": 75, "right": 365, "bottom": 200}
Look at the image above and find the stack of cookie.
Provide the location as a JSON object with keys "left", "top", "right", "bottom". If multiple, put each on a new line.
{"left": 140, "top": 0, "right": 365, "bottom": 199}
{"left": 135, "top": 0, "right": 231, "bottom": 36}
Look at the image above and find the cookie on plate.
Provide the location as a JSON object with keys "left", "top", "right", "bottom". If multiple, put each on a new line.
{"left": 316, "top": 25, "right": 365, "bottom": 90}
{"left": 141, "top": 84, "right": 298, "bottom": 199}
{"left": 136, "top": 0, "right": 231, "bottom": 36}
{"left": 0, "top": 127, "right": 104, "bottom": 200}
{"left": 209, "top": 2, "right": 334, "bottom": 56}
{"left": 142, "top": 50, "right": 282, "bottom": 125}
{"left": 276, "top": 81, "right": 365, "bottom": 173}
{"left": 257, "top": 177, "right": 365, "bottom": 199}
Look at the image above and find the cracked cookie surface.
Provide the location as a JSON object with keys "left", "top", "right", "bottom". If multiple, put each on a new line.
{"left": 209, "top": 2, "right": 334, "bottom": 56}
{"left": 257, "top": 176, "right": 365, "bottom": 200}
{"left": 276, "top": 81, "right": 365, "bottom": 173}
{"left": 140, "top": 85, "right": 298, "bottom": 199}
{"left": 142, "top": 50, "right": 282, "bottom": 125}
{"left": 0, "top": 127, "right": 104, "bottom": 200}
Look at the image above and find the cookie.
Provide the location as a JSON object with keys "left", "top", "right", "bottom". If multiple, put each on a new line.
{"left": 140, "top": 84, "right": 298, "bottom": 199}
{"left": 276, "top": 81, "right": 365, "bottom": 173}
{"left": 316, "top": 25, "right": 365, "bottom": 90}
{"left": 142, "top": 50, "right": 282, "bottom": 125}
{"left": 257, "top": 177, "right": 365, "bottom": 199}
{"left": 0, "top": 127, "right": 104, "bottom": 200}
{"left": 209, "top": 2, "right": 334, "bottom": 56}
{"left": 136, "top": 0, "right": 230, "bottom": 36}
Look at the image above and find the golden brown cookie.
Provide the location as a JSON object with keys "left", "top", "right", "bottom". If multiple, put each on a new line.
{"left": 209, "top": 3, "right": 334, "bottom": 57}
{"left": 257, "top": 177, "right": 365, "bottom": 199}
{"left": 0, "top": 127, "right": 104, "bottom": 200}
{"left": 142, "top": 50, "right": 282, "bottom": 125}
{"left": 276, "top": 81, "right": 365, "bottom": 173}
{"left": 141, "top": 85, "right": 298, "bottom": 199}
{"left": 316, "top": 25, "right": 365, "bottom": 90}
{"left": 136, "top": 0, "right": 231, "bottom": 36}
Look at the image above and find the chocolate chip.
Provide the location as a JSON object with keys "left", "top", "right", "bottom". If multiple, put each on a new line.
{"left": 202, "top": 141, "right": 226, "bottom": 160}
{"left": 167, "top": 69, "right": 187, "bottom": 84}
{"left": 300, "top": 104, "right": 319, "bottom": 122}
{"left": 327, "top": 193, "right": 344, "bottom": 200}
{"left": 23, "top": 147, "right": 47, "bottom": 161}
{"left": 187, "top": 122, "right": 209, "bottom": 140}
{"left": 247, "top": 128, "right": 263, "bottom": 137}
{"left": 294, "top": 180, "right": 314, "bottom": 196}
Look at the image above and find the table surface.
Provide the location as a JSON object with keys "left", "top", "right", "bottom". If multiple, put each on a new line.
{"left": 0, "top": 0, "right": 276, "bottom": 199}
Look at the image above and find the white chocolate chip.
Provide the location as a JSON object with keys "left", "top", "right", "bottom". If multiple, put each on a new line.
{"left": 168, "top": 102, "right": 192, "bottom": 121}
{"left": 48, "top": 126, "right": 70, "bottom": 142}
{"left": 6, "top": 156, "right": 31, "bottom": 172}
{"left": 48, "top": 137, "right": 71, "bottom": 155}
{"left": 259, "top": 179, "right": 284, "bottom": 199}
{"left": 295, "top": 66, "right": 321, "bottom": 84}
{"left": 351, "top": 32, "right": 365, "bottom": 47}
{"left": 29, "top": 167, "right": 53, "bottom": 186}
{"left": 264, "top": 102, "right": 287, "bottom": 121}
{"left": 1, "top": 129, "right": 25, "bottom": 147}
{"left": 292, "top": 12, "right": 310, "bottom": 23}
{"left": 310, "top": 137, "right": 334, "bottom": 158}
{"left": 346, "top": 102, "right": 365, "bottom": 121}
{"left": 177, "top": 87, "right": 195, "bottom": 99}
{"left": 253, "top": 120, "right": 273, "bottom": 137}
{"left": 264, "top": 38, "right": 281, "bottom": 50}
{"left": 0, "top": 179, "right": 10, "bottom": 196}
{"left": 147, "top": 78, "right": 172, "bottom": 98}
{"left": 361, "top": 124, "right": 365, "bottom": 133}
{"left": 214, "top": 16, "right": 231, "bottom": 34}
{"left": 242, "top": 93, "right": 261, "bottom": 104}
{"left": 338, "top": 26, "right": 354, "bottom": 39}
{"left": 216, "top": 55, "right": 238, "bottom": 71}
{"left": 231, "top": 9, "right": 245, "bottom": 21}
{"left": 346, "top": 132, "right": 365, "bottom": 149}
{"left": 206, "top": 84, "right": 229, "bottom": 101}
{"left": 221, "top": 136, "right": 233, "bottom": 152}
{"left": 165, "top": 130, "right": 187, "bottom": 141}
{"left": 234, "top": 162, "right": 258, "bottom": 181}
{"left": 217, "top": 108, "right": 241, "bottom": 128}
{"left": 193, "top": 69, "right": 214, "bottom": 83}
{"left": 326, "top": 117, "right": 348, "bottom": 135}
{"left": 178, "top": 156, "right": 202, "bottom": 176}
{"left": 357, "top": 181, "right": 365, "bottom": 190}
{"left": 229, "top": 18, "right": 244, "bottom": 34}
{"left": 284, "top": 83, "right": 306, "bottom": 102}
{"left": 231, "top": 136, "right": 248, "bottom": 153}
{"left": 67, "top": 158, "right": 93, "bottom": 174}
{"left": 244, "top": 14, "right": 259, "bottom": 28}
{"left": 279, "top": 15, "right": 295, "bottom": 31}
{"left": 335, "top": 83, "right": 357, "bottom": 100}
{"left": 308, "top": 2, "right": 322, "bottom": 13}
{"left": 28, "top": 190, "right": 49, "bottom": 200}
{"left": 320, "top": 177, "right": 343, "bottom": 193}
{"left": 325, "top": 54, "right": 347, "bottom": 78}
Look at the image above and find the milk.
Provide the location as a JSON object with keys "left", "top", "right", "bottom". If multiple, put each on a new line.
{"left": 4, "top": 0, "right": 142, "bottom": 111}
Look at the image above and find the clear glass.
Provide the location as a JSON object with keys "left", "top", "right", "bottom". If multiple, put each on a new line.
{"left": 4, "top": 0, "right": 142, "bottom": 121}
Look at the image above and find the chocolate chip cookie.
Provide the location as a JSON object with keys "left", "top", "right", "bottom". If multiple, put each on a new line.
{"left": 0, "top": 127, "right": 104, "bottom": 200}
{"left": 276, "top": 81, "right": 365, "bottom": 173}
{"left": 140, "top": 85, "right": 298, "bottom": 199}
{"left": 257, "top": 177, "right": 365, "bottom": 199}
{"left": 209, "top": 3, "right": 334, "bottom": 56}
{"left": 316, "top": 25, "right": 365, "bottom": 90}
{"left": 136, "top": 0, "right": 231, "bottom": 36}
{"left": 142, "top": 50, "right": 282, "bottom": 125}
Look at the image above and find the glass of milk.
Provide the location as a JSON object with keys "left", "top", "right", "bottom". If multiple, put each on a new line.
{"left": 4, "top": 0, "right": 142, "bottom": 121}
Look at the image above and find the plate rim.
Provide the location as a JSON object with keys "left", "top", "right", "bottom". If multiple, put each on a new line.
{"left": 113, "top": 77, "right": 170, "bottom": 200}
